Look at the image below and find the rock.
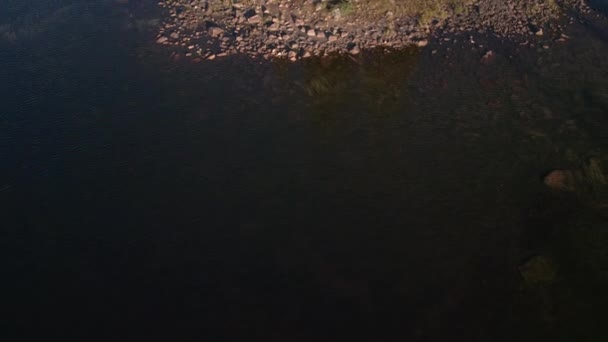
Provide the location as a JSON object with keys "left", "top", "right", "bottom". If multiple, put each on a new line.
{"left": 248, "top": 15, "right": 262, "bottom": 24}
{"left": 307, "top": 29, "right": 317, "bottom": 37}
{"left": 316, "top": 31, "right": 327, "bottom": 39}
{"left": 170, "top": 32, "right": 179, "bottom": 39}
{"left": 328, "top": 35, "right": 338, "bottom": 42}
{"left": 535, "top": 28, "right": 544, "bottom": 36}
{"left": 243, "top": 9, "right": 256, "bottom": 18}
{"left": 480, "top": 50, "right": 495, "bottom": 64}
{"left": 156, "top": 36, "right": 168, "bottom": 44}
{"left": 544, "top": 170, "right": 575, "bottom": 191}
{"left": 349, "top": 45, "right": 360, "bottom": 55}
{"left": 519, "top": 255, "right": 556, "bottom": 287}
{"left": 268, "top": 22, "right": 280, "bottom": 31}
{"left": 207, "top": 54, "right": 216, "bottom": 60}
{"left": 415, "top": 39, "right": 428, "bottom": 47}
{"left": 208, "top": 26, "right": 225, "bottom": 37}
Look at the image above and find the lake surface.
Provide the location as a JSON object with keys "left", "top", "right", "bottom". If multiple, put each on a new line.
{"left": 3, "top": 1, "right": 608, "bottom": 340}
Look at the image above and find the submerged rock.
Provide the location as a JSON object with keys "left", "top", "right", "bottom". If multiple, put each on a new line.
{"left": 544, "top": 158, "right": 607, "bottom": 196}
{"left": 544, "top": 169, "right": 575, "bottom": 191}
{"left": 480, "top": 50, "right": 495, "bottom": 64}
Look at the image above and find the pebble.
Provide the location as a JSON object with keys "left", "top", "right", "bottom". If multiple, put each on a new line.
{"left": 208, "top": 26, "right": 225, "bottom": 37}
{"left": 154, "top": 0, "right": 585, "bottom": 62}
{"left": 248, "top": 15, "right": 262, "bottom": 24}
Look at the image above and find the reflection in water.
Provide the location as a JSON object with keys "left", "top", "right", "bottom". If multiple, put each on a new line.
{"left": 303, "top": 49, "right": 418, "bottom": 109}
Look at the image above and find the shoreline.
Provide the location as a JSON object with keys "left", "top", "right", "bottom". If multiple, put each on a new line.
{"left": 155, "top": 0, "right": 596, "bottom": 61}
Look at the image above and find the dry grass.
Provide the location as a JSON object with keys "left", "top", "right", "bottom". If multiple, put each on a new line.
{"left": 324, "top": 0, "right": 477, "bottom": 24}
{"left": 208, "top": 0, "right": 562, "bottom": 25}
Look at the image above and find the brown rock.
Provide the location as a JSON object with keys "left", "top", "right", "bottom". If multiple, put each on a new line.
{"left": 480, "top": 50, "right": 496, "bottom": 64}
{"left": 415, "top": 40, "right": 428, "bottom": 47}
{"left": 268, "top": 22, "right": 280, "bottom": 31}
{"left": 248, "top": 15, "right": 262, "bottom": 24}
{"left": 208, "top": 26, "right": 225, "bottom": 37}
{"left": 544, "top": 170, "right": 575, "bottom": 191}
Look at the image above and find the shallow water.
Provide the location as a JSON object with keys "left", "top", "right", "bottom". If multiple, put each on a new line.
{"left": 3, "top": 1, "right": 608, "bottom": 340}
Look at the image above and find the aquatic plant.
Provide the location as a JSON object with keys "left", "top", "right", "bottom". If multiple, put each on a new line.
{"left": 519, "top": 255, "right": 557, "bottom": 287}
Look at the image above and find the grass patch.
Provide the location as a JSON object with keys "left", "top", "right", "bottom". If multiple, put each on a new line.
{"left": 326, "top": 0, "right": 355, "bottom": 16}
{"left": 344, "top": 0, "right": 475, "bottom": 25}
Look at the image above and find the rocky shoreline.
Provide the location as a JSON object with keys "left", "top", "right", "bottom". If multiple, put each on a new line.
{"left": 154, "top": 0, "right": 596, "bottom": 61}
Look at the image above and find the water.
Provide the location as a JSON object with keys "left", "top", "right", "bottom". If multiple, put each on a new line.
{"left": 3, "top": 1, "right": 608, "bottom": 340}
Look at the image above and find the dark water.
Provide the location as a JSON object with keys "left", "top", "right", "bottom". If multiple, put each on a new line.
{"left": 3, "top": 1, "right": 608, "bottom": 340}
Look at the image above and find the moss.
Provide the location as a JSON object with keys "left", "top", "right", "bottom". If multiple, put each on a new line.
{"left": 337, "top": 1, "right": 355, "bottom": 16}
{"left": 519, "top": 255, "right": 558, "bottom": 287}
{"left": 418, "top": 5, "right": 450, "bottom": 25}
